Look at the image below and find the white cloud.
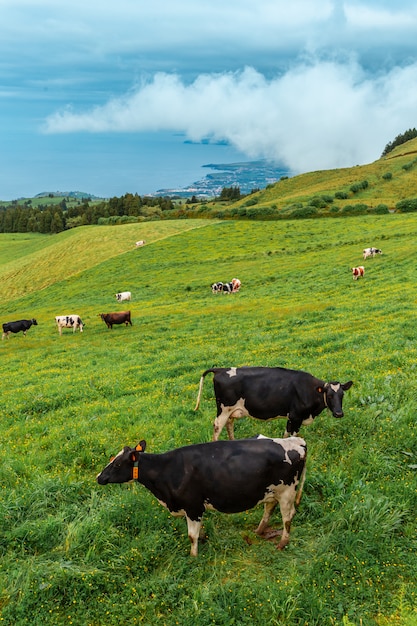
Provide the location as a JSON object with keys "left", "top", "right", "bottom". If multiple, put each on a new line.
{"left": 43, "top": 60, "right": 417, "bottom": 173}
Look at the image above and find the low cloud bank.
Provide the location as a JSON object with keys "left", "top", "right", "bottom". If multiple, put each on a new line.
{"left": 44, "top": 60, "right": 417, "bottom": 173}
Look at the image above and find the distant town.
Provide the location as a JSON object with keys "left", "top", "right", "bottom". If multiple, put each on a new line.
{"left": 152, "top": 159, "right": 291, "bottom": 198}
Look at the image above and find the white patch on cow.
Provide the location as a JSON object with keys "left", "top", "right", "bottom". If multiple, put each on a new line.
{"left": 330, "top": 383, "right": 340, "bottom": 393}
{"left": 214, "top": 398, "right": 249, "bottom": 440}
{"left": 186, "top": 517, "right": 202, "bottom": 557}
{"left": 256, "top": 435, "right": 307, "bottom": 464}
{"left": 227, "top": 367, "right": 237, "bottom": 377}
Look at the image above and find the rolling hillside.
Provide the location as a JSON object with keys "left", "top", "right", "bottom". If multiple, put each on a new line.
{"left": 0, "top": 215, "right": 416, "bottom": 625}
{"left": 196, "top": 137, "right": 417, "bottom": 217}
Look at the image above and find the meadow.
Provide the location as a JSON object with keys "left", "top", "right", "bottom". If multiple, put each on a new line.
{"left": 0, "top": 215, "right": 416, "bottom": 626}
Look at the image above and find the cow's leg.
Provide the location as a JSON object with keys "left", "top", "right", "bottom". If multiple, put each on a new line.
{"left": 186, "top": 516, "right": 202, "bottom": 557}
{"left": 255, "top": 501, "right": 277, "bottom": 536}
{"left": 213, "top": 409, "right": 231, "bottom": 441}
{"left": 276, "top": 489, "right": 297, "bottom": 550}
{"left": 225, "top": 418, "right": 235, "bottom": 440}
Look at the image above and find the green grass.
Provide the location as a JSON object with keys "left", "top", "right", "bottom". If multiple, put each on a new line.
{"left": 0, "top": 215, "right": 416, "bottom": 625}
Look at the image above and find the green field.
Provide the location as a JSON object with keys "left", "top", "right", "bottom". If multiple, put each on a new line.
{"left": 0, "top": 216, "right": 416, "bottom": 625}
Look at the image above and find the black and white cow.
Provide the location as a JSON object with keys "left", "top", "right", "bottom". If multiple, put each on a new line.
{"left": 115, "top": 291, "right": 131, "bottom": 302}
{"left": 194, "top": 366, "right": 353, "bottom": 440}
{"left": 97, "top": 435, "right": 307, "bottom": 556}
{"left": 55, "top": 315, "right": 84, "bottom": 336}
{"left": 211, "top": 281, "right": 234, "bottom": 294}
{"left": 2, "top": 318, "right": 38, "bottom": 340}
{"left": 363, "top": 247, "right": 382, "bottom": 260}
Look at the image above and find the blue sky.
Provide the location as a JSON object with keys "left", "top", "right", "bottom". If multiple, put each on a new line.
{"left": 1, "top": 0, "right": 417, "bottom": 199}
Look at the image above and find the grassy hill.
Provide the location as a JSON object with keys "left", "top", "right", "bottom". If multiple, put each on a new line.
{"left": 194, "top": 137, "right": 417, "bottom": 218}
{"left": 0, "top": 215, "right": 416, "bottom": 625}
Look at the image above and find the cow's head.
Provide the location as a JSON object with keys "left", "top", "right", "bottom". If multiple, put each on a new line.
{"left": 321, "top": 381, "right": 353, "bottom": 418}
{"left": 97, "top": 440, "right": 146, "bottom": 485}
{"left": 32, "top": 319, "right": 38, "bottom": 325}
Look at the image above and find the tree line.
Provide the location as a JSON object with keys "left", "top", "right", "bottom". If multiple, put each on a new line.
{"left": 0, "top": 193, "right": 175, "bottom": 234}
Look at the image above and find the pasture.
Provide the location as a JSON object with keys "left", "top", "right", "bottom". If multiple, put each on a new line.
{"left": 0, "top": 215, "right": 416, "bottom": 625}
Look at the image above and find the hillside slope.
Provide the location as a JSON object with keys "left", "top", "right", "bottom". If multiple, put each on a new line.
{"left": 0, "top": 220, "right": 215, "bottom": 303}
{"left": 199, "top": 137, "right": 417, "bottom": 216}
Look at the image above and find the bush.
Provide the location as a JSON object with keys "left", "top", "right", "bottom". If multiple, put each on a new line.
{"left": 335, "top": 191, "right": 349, "bottom": 199}
{"left": 341, "top": 204, "right": 368, "bottom": 215}
{"left": 309, "top": 196, "right": 328, "bottom": 209}
{"left": 396, "top": 198, "right": 417, "bottom": 213}
{"left": 382, "top": 172, "right": 393, "bottom": 180}
{"left": 373, "top": 204, "right": 389, "bottom": 214}
{"left": 289, "top": 206, "right": 318, "bottom": 219}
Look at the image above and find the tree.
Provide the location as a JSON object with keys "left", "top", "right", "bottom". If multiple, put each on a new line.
{"left": 381, "top": 128, "right": 417, "bottom": 157}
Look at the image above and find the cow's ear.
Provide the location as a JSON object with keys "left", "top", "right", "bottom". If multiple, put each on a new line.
{"left": 342, "top": 381, "right": 353, "bottom": 390}
{"left": 130, "top": 450, "right": 139, "bottom": 462}
{"left": 135, "top": 440, "right": 146, "bottom": 453}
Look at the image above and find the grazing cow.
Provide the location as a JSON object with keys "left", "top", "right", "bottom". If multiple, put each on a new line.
{"left": 115, "top": 291, "right": 131, "bottom": 302}
{"left": 363, "top": 247, "right": 382, "bottom": 260}
{"left": 211, "top": 282, "right": 224, "bottom": 294}
{"left": 231, "top": 277, "right": 241, "bottom": 292}
{"left": 2, "top": 318, "right": 38, "bottom": 340}
{"left": 135, "top": 240, "right": 146, "bottom": 247}
{"left": 351, "top": 266, "right": 365, "bottom": 280}
{"left": 194, "top": 366, "right": 353, "bottom": 440}
{"left": 211, "top": 281, "right": 236, "bottom": 294}
{"left": 55, "top": 315, "right": 84, "bottom": 336}
{"left": 97, "top": 435, "right": 307, "bottom": 556}
{"left": 100, "top": 311, "right": 132, "bottom": 329}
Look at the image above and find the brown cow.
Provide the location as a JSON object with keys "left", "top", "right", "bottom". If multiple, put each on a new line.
{"left": 99, "top": 311, "right": 132, "bottom": 329}
{"left": 351, "top": 266, "right": 365, "bottom": 280}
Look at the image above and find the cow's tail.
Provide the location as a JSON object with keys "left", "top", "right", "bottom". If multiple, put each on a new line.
{"left": 295, "top": 444, "right": 308, "bottom": 508}
{"left": 194, "top": 368, "right": 217, "bottom": 411}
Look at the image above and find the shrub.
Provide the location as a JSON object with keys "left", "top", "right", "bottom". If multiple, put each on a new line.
{"left": 341, "top": 204, "right": 368, "bottom": 215}
{"left": 374, "top": 204, "right": 389, "bottom": 214}
{"left": 335, "top": 191, "right": 349, "bottom": 199}
{"left": 310, "top": 196, "right": 328, "bottom": 209}
{"left": 382, "top": 172, "right": 393, "bottom": 180}
{"left": 289, "top": 206, "right": 318, "bottom": 219}
{"left": 396, "top": 198, "right": 417, "bottom": 213}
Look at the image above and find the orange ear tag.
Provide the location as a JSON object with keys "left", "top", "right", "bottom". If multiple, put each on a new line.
{"left": 132, "top": 466, "right": 139, "bottom": 480}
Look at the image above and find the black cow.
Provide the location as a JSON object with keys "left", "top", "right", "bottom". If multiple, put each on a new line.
{"left": 97, "top": 435, "right": 307, "bottom": 556}
{"left": 2, "top": 318, "right": 38, "bottom": 340}
{"left": 194, "top": 366, "right": 353, "bottom": 440}
{"left": 99, "top": 311, "right": 132, "bottom": 329}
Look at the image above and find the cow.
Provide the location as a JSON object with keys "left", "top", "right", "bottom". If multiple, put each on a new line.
{"left": 2, "top": 318, "right": 38, "bottom": 340}
{"left": 231, "top": 278, "right": 241, "bottom": 292}
{"left": 211, "top": 281, "right": 236, "bottom": 294}
{"left": 363, "top": 247, "right": 382, "bottom": 260}
{"left": 194, "top": 366, "right": 353, "bottom": 440}
{"left": 97, "top": 435, "right": 307, "bottom": 556}
{"left": 115, "top": 291, "right": 131, "bottom": 302}
{"left": 211, "top": 282, "right": 224, "bottom": 294}
{"left": 55, "top": 315, "right": 84, "bottom": 336}
{"left": 351, "top": 266, "right": 365, "bottom": 280}
{"left": 135, "top": 240, "right": 146, "bottom": 247}
{"left": 99, "top": 311, "right": 132, "bottom": 329}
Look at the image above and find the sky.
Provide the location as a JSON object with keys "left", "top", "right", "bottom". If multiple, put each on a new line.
{"left": 1, "top": 0, "right": 417, "bottom": 199}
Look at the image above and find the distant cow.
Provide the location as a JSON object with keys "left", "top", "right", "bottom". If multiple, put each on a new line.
{"left": 363, "top": 247, "right": 382, "bottom": 260}
{"left": 195, "top": 366, "right": 353, "bottom": 440}
{"left": 135, "top": 240, "right": 146, "bottom": 247}
{"left": 55, "top": 315, "right": 84, "bottom": 336}
{"left": 2, "top": 318, "right": 38, "bottom": 340}
{"left": 231, "top": 278, "right": 241, "bottom": 292}
{"left": 100, "top": 311, "right": 132, "bottom": 329}
{"left": 115, "top": 291, "right": 131, "bottom": 302}
{"left": 97, "top": 435, "right": 307, "bottom": 556}
{"left": 211, "top": 281, "right": 239, "bottom": 294}
{"left": 351, "top": 266, "right": 365, "bottom": 280}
